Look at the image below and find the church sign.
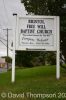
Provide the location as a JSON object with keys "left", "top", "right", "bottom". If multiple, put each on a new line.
{"left": 16, "top": 16, "right": 58, "bottom": 51}
{"left": 12, "top": 15, "right": 60, "bottom": 82}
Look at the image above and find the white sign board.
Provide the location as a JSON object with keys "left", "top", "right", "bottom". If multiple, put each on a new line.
{"left": 12, "top": 15, "right": 60, "bottom": 82}
{"left": 16, "top": 16, "right": 57, "bottom": 51}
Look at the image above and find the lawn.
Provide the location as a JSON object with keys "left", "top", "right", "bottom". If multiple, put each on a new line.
{"left": 0, "top": 65, "right": 66, "bottom": 100}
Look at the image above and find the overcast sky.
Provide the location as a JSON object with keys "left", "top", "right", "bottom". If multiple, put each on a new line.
{"left": 0, "top": 0, "right": 27, "bottom": 57}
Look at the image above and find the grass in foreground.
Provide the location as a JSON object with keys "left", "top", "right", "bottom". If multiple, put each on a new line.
{"left": 0, "top": 65, "right": 66, "bottom": 100}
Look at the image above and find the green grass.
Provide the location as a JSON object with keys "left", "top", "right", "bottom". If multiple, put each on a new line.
{"left": 0, "top": 65, "right": 66, "bottom": 100}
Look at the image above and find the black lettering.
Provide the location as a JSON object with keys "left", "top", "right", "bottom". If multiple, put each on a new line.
{"left": 37, "top": 25, "right": 46, "bottom": 29}
{"left": 27, "top": 24, "right": 35, "bottom": 28}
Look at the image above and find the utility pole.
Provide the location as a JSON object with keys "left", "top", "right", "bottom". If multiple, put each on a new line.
{"left": 3, "top": 28, "right": 12, "bottom": 70}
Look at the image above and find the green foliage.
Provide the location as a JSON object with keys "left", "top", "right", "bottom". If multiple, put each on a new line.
{"left": 45, "top": 52, "right": 56, "bottom": 65}
{"left": 22, "top": 0, "right": 49, "bottom": 15}
{"left": 21, "top": 0, "right": 64, "bottom": 15}
{"left": 16, "top": 51, "right": 56, "bottom": 67}
{"left": 60, "top": 15, "right": 66, "bottom": 62}
{"left": 48, "top": 0, "right": 64, "bottom": 15}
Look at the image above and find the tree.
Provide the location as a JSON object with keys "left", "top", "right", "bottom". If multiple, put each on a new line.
{"left": 21, "top": 0, "right": 64, "bottom": 15}
{"left": 21, "top": 0, "right": 66, "bottom": 63}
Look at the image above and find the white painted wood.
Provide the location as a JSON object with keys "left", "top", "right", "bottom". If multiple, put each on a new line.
{"left": 56, "top": 16, "right": 60, "bottom": 79}
{"left": 12, "top": 14, "right": 17, "bottom": 82}
{"left": 11, "top": 15, "right": 60, "bottom": 82}
{"left": 16, "top": 16, "right": 57, "bottom": 51}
